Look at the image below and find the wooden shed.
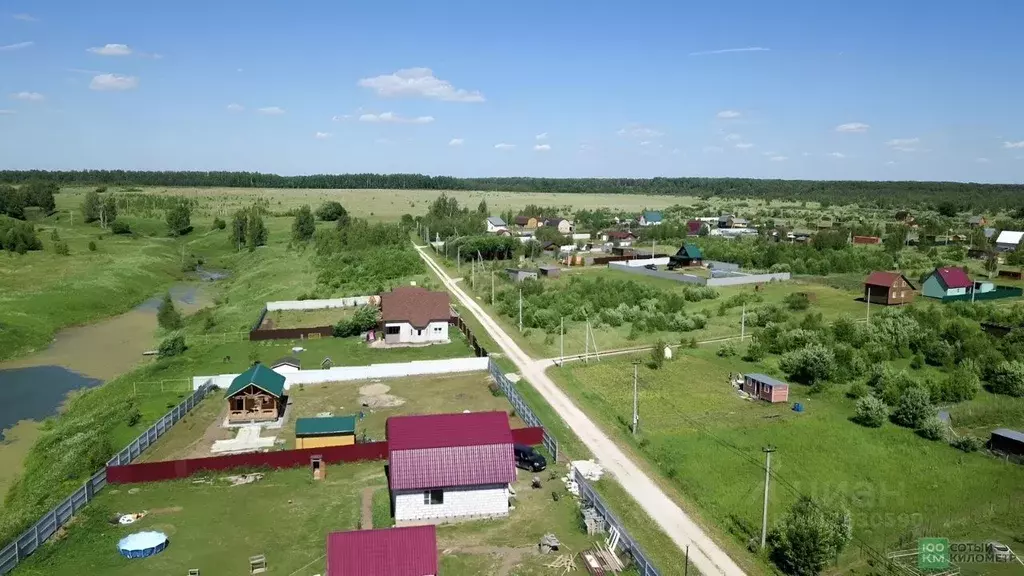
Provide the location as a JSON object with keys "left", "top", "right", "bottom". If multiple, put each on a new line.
{"left": 863, "top": 271, "right": 916, "bottom": 306}
{"left": 225, "top": 364, "right": 286, "bottom": 424}
{"left": 295, "top": 415, "right": 357, "bottom": 449}
{"left": 538, "top": 265, "right": 561, "bottom": 278}
{"left": 741, "top": 373, "right": 790, "bottom": 403}
{"left": 989, "top": 428, "right": 1024, "bottom": 457}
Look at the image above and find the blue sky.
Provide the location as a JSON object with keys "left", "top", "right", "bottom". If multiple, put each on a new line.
{"left": 1, "top": 0, "right": 1023, "bottom": 182}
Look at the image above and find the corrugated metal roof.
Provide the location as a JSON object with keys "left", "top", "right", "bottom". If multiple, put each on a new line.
{"left": 326, "top": 526, "right": 437, "bottom": 576}
{"left": 992, "top": 428, "right": 1024, "bottom": 443}
{"left": 295, "top": 416, "right": 356, "bottom": 437}
{"left": 487, "top": 216, "right": 507, "bottom": 226}
{"left": 865, "top": 271, "right": 905, "bottom": 288}
{"left": 745, "top": 373, "right": 789, "bottom": 388}
{"left": 387, "top": 411, "right": 515, "bottom": 490}
{"left": 224, "top": 364, "right": 286, "bottom": 398}
{"left": 996, "top": 230, "right": 1024, "bottom": 245}
{"left": 934, "top": 267, "right": 973, "bottom": 289}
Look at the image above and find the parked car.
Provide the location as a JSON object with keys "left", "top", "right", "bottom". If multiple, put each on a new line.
{"left": 644, "top": 264, "right": 657, "bottom": 271}
{"left": 514, "top": 444, "right": 547, "bottom": 471}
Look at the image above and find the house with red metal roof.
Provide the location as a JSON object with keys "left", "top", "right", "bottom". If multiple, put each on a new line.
{"left": 863, "top": 271, "right": 916, "bottom": 306}
{"left": 379, "top": 286, "right": 451, "bottom": 345}
{"left": 326, "top": 525, "right": 438, "bottom": 576}
{"left": 921, "top": 267, "right": 973, "bottom": 300}
{"left": 386, "top": 411, "right": 516, "bottom": 524}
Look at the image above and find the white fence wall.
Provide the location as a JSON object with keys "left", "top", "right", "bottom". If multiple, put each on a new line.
{"left": 265, "top": 296, "right": 373, "bottom": 311}
{"left": 706, "top": 272, "right": 790, "bottom": 286}
{"left": 193, "top": 357, "right": 490, "bottom": 391}
{"left": 619, "top": 257, "right": 670, "bottom": 267}
{"left": 608, "top": 261, "right": 790, "bottom": 287}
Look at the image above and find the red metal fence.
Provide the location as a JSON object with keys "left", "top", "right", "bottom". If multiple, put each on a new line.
{"left": 105, "top": 427, "right": 546, "bottom": 484}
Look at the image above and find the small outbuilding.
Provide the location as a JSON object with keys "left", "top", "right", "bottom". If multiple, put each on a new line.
{"left": 514, "top": 216, "right": 539, "bottom": 229}
{"left": 326, "top": 526, "right": 438, "bottom": 576}
{"left": 506, "top": 268, "right": 539, "bottom": 283}
{"left": 989, "top": 428, "right": 1024, "bottom": 457}
{"left": 639, "top": 211, "right": 663, "bottom": 226}
{"left": 996, "top": 230, "right": 1024, "bottom": 252}
{"left": 921, "top": 267, "right": 973, "bottom": 300}
{"left": 863, "top": 271, "right": 916, "bottom": 306}
{"left": 852, "top": 235, "right": 881, "bottom": 245}
{"left": 668, "top": 244, "right": 703, "bottom": 269}
{"left": 538, "top": 265, "right": 561, "bottom": 278}
{"left": 295, "top": 415, "right": 357, "bottom": 449}
{"left": 270, "top": 356, "right": 301, "bottom": 373}
{"left": 225, "top": 364, "right": 286, "bottom": 424}
{"left": 485, "top": 216, "right": 508, "bottom": 233}
{"left": 741, "top": 373, "right": 790, "bottom": 403}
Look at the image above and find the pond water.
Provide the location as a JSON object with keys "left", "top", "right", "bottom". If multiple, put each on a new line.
{"left": 0, "top": 283, "right": 213, "bottom": 493}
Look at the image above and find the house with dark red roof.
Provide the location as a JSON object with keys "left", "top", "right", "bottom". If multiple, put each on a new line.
{"left": 600, "top": 230, "right": 637, "bottom": 246}
{"left": 921, "top": 267, "right": 973, "bottom": 300}
{"left": 380, "top": 286, "right": 451, "bottom": 345}
{"left": 326, "top": 525, "right": 438, "bottom": 576}
{"left": 863, "top": 271, "right": 916, "bottom": 306}
{"left": 386, "top": 411, "right": 516, "bottom": 524}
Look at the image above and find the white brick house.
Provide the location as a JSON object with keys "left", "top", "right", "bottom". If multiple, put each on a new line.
{"left": 380, "top": 286, "right": 451, "bottom": 345}
{"left": 387, "top": 411, "right": 516, "bottom": 525}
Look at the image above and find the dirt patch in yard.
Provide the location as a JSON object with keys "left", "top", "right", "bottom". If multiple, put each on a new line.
{"left": 358, "top": 383, "right": 406, "bottom": 408}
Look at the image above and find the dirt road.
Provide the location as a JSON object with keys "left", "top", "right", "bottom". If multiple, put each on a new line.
{"left": 415, "top": 245, "right": 746, "bottom": 576}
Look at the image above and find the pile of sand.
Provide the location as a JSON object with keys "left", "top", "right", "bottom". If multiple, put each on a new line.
{"left": 358, "top": 383, "right": 406, "bottom": 408}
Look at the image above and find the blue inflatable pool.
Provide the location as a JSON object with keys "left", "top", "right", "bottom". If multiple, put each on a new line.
{"left": 118, "top": 531, "right": 169, "bottom": 559}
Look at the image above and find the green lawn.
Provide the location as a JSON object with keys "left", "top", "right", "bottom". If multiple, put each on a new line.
{"left": 14, "top": 460, "right": 605, "bottom": 576}
{"left": 549, "top": 349, "right": 1024, "bottom": 576}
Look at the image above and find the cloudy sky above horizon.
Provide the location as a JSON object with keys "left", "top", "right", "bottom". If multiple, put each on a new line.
{"left": 1, "top": 0, "right": 1023, "bottom": 183}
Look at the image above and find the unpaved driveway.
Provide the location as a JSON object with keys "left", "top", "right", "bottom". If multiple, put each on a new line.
{"left": 415, "top": 244, "right": 746, "bottom": 576}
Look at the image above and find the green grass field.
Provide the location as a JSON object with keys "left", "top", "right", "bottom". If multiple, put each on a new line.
{"left": 14, "top": 460, "right": 605, "bottom": 576}
{"left": 548, "top": 349, "right": 1024, "bottom": 576}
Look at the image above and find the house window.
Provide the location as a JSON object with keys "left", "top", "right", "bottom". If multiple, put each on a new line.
{"left": 232, "top": 398, "right": 244, "bottom": 411}
{"left": 417, "top": 329, "right": 423, "bottom": 336}
{"left": 423, "top": 490, "right": 443, "bottom": 505}
{"left": 385, "top": 325, "right": 401, "bottom": 335}
{"left": 433, "top": 326, "right": 442, "bottom": 333}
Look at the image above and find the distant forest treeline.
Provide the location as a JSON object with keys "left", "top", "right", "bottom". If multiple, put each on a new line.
{"left": 2, "top": 170, "right": 1023, "bottom": 210}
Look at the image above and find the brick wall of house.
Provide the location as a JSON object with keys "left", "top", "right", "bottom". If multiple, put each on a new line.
{"left": 394, "top": 484, "right": 509, "bottom": 523}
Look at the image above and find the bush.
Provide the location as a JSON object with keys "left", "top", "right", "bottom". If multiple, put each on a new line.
{"left": 111, "top": 220, "right": 131, "bottom": 235}
{"left": 212, "top": 217, "right": 226, "bottom": 230}
{"left": 909, "top": 354, "right": 924, "bottom": 369}
{"left": 784, "top": 292, "right": 811, "bottom": 311}
{"left": 717, "top": 342, "right": 737, "bottom": 357}
{"left": 854, "top": 396, "right": 887, "bottom": 427}
{"left": 291, "top": 205, "right": 316, "bottom": 242}
{"left": 333, "top": 305, "right": 381, "bottom": 337}
{"left": 156, "top": 293, "right": 183, "bottom": 330}
{"left": 937, "top": 366, "right": 980, "bottom": 403}
{"left": 988, "top": 360, "right": 1024, "bottom": 397}
{"left": 88, "top": 240, "right": 97, "bottom": 251}
{"left": 768, "top": 495, "right": 853, "bottom": 576}
{"left": 649, "top": 339, "right": 667, "bottom": 369}
{"left": 125, "top": 406, "right": 142, "bottom": 427}
{"left": 779, "top": 344, "right": 836, "bottom": 385}
{"left": 54, "top": 240, "right": 70, "bottom": 256}
{"left": 316, "top": 201, "right": 349, "bottom": 224}
{"left": 916, "top": 417, "right": 947, "bottom": 441}
{"left": 157, "top": 334, "right": 186, "bottom": 358}
{"left": 950, "top": 435, "right": 984, "bottom": 453}
{"left": 891, "top": 386, "right": 933, "bottom": 428}
{"left": 743, "top": 340, "right": 766, "bottom": 362}
{"left": 846, "top": 381, "right": 870, "bottom": 399}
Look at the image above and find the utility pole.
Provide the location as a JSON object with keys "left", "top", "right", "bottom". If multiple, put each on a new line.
{"left": 866, "top": 294, "right": 870, "bottom": 324}
{"left": 518, "top": 288, "right": 523, "bottom": 332}
{"left": 760, "top": 446, "right": 776, "bottom": 549}
{"left": 584, "top": 318, "right": 590, "bottom": 363}
{"left": 491, "top": 271, "right": 495, "bottom": 305}
{"left": 741, "top": 303, "right": 746, "bottom": 340}
{"left": 457, "top": 245, "right": 461, "bottom": 272}
{"left": 632, "top": 360, "right": 640, "bottom": 436}
{"left": 559, "top": 317, "right": 564, "bottom": 366}
{"left": 684, "top": 545, "right": 690, "bottom": 576}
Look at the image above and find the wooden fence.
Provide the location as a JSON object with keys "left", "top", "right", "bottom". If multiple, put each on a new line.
{"left": 452, "top": 316, "right": 488, "bottom": 357}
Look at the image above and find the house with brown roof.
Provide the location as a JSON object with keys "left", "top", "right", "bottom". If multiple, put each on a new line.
{"left": 513, "top": 216, "right": 539, "bottom": 229}
{"left": 326, "top": 526, "right": 438, "bottom": 576}
{"left": 386, "top": 411, "right": 516, "bottom": 525}
{"left": 380, "top": 286, "right": 451, "bottom": 344}
{"left": 864, "top": 271, "right": 916, "bottom": 306}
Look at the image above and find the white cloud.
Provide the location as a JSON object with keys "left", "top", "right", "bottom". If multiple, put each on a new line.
{"left": 976, "top": 157, "right": 992, "bottom": 164}
{"left": 87, "top": 43, "right": 132, "bottom": 56}
{"left": 638, "top": 141, "right": 652, "bottom": 147}
{"left": 534, "top": 144, "right": 551, "bottom": 151}
{"left": 703, "top": 146, "right": 724, "bottom": 153}
{"left": 579, "top": 143, "right": 591, "bottom": 151}
{"left": 1003, "top": 141, "right": 1024, "bottom": 149}
{"left": 494, "top": 143, "right": 516, "bottom": 150}
{"left": 0, "top": 109, "right": 15, "bottom": 115}
{"left": 257, "top": 106, "right": 285, "bottom": 115}
{"left": 358, "top": 111, "right": 434, "bottom": 124}
{"left": 535, "top": 132, "right": 548, "bottom": 141}
{"left": 357, "top": 67, "right": 484, "bottom": 102}
{"left": 139, "top": 52, "right": 163, "bottom": 60}
{"left": 735, "top": 142, "right": 754, "bottom": 149}
{"left": 89, "top": 73, "right": 138, "bottom": 91}
{"left": 10, "top": 91, "right": 44, "bottom": 101}
{"left": 13, "top": 14, "right": 38, "bottom": 22}
{"left": 448, "top": 138, "right": 464, "bottom": 147}
{"left": 0, "top": 41, "right": 33, "bottom": 51}
{"left": 885, "top": 161, "right": 897, "bottom": 166}
{"left": 314, "top": 132, "right": 332, "bottom": 139}
{"left": 886, "top": 137, "right": 920, "bottom": 152}
{"left": 226, "top": 103, "right": 244, "bottom": 112}
{"left": 770, "top": 155, "right": 788, "bottom": 162}
{"left": 828, "top": 152, "right": 846, "bottom": 158}
{"left": 716, "top": 110, "right": 741, "bottom": 119}
{"left": 617, "top": 125, "right": 663, "bottom": 139}
{"left": 689, "top": 47, "right": 769, "bottom": 56}
{"left": 724, "top": 133, "right": 742, "bottom": 141}
{"left": 835, "top": 122, "right": 870, "bottom": 133}
{"left": 331, "top": 114, "right": 351, "bottom": 121}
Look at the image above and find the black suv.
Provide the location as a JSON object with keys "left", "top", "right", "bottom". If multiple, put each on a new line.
{"left": 514, "top": 444, "right": 547, "bottom": 471}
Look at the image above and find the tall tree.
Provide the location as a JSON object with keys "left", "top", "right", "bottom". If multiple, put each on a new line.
{"left": 246, "top": 207, "right": 268, "bottom": 249}
{"left": 231, "top": 209, "right": 248, "bottom": 249}
{"left": 292, "top": 205, "right": 315, "bottom": 242}
{"left": 166, "top": 201, "right": 192, "bottom": 236}
{"left": 156, "top": 293, "right": 183, "bottom": 330}
{"left": 769, "top": 496, "right": 853, "bottom": 576}
{"left": 101, "top": 195, "right": 117, "bottom": 226}
{"left": 315, "top": 201, "right": 348, "bottom": 223}
{"left": 81, "top": 190, "right": 102, "bottom": 223}
{"left": 477, "top": 199, "right": 488, "bottom": 215}
{"left": 883, "top": 225, "right": 908, "bottom": 254}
